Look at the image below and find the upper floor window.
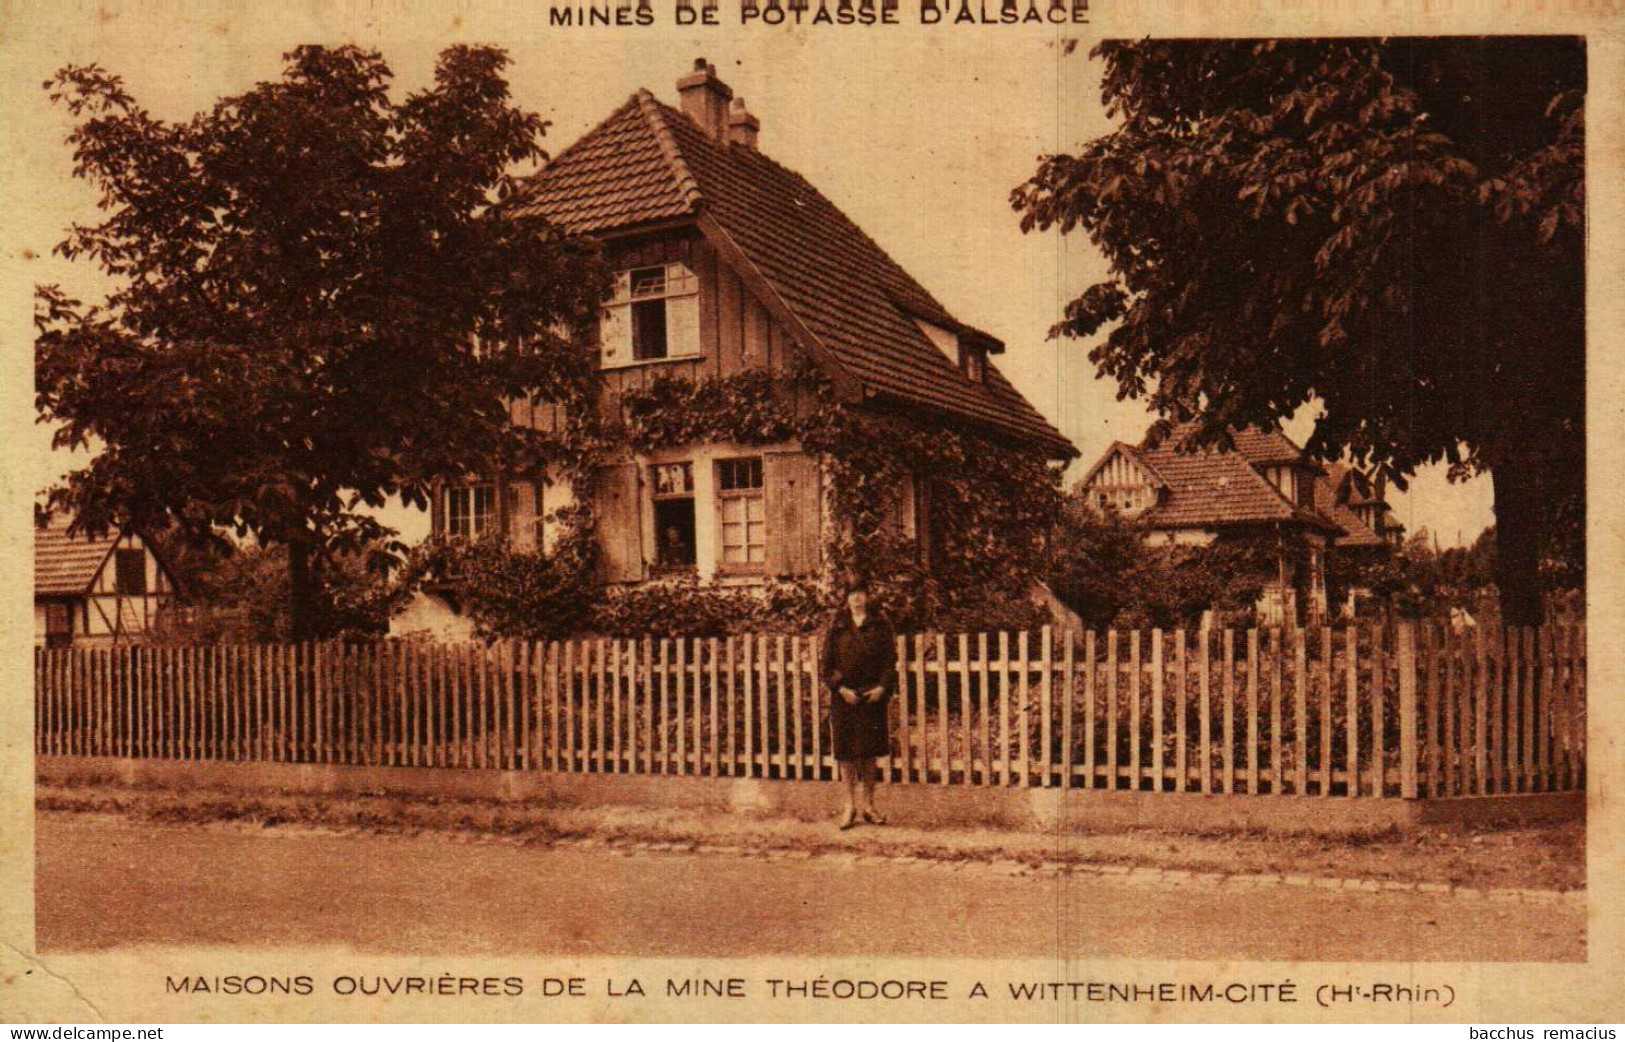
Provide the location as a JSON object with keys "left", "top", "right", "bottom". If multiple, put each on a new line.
{"left": 447, "top": 483, "right": 498, "bottom": 541}
{"left": 114, "top": 548, "right": 147, "bottom": 595}
{"left": 602, "top": 262, "right": 699, "bottom": 368}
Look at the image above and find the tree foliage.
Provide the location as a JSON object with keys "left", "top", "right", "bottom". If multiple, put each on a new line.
{"left": 1013, "top": 38, "right": 1585, "bottom": 624}
{"left": 35, "top": 46, "right": 610, "bottom": 635}
{"left": 1045, "top": 503, "right": 1274, "bottom": 630}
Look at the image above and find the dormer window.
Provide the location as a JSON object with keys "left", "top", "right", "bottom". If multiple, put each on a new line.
{"left": 601, "top": 262, "right": 699, "bottom": 367}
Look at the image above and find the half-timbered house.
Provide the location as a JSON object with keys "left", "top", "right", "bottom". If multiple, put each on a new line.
{"left": 1073, "top": 425, "right": 1345, "bottom": 625}
{"left": 34, "top": 516, "right": 176, "bottom": 647}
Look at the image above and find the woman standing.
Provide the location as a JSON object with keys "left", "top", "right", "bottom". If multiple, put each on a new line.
{"left": 820, "top": 580, "right": 898, "bottom": 829}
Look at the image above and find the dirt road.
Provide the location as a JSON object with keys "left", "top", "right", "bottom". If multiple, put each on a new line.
{"left": 36, "top": 815, "right": 1583, "bottom": 961}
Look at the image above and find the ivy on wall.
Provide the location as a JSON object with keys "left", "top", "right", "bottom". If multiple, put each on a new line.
{"left": 399, "top": 362, "right": 1064, "bottom": 638}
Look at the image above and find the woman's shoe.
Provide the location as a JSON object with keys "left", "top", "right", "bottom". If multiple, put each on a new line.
{"left": 837, "top": 809, "right": 859, "bottom": 830}
{"left": 860, "top": 809, "right": 886, "bottom": 826}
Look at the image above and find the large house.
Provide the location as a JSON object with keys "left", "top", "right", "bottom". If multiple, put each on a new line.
{"left": 395, "top": 60, "right": 1074, "bottom": 637}
{"left": 34, "top": 516, "right": 176, "bottom": 647}
{"left": 1074, "top": 425, "right": 1399, "bottom": 624}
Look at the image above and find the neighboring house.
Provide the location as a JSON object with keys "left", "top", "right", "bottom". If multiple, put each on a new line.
{"left": 34, "top": 516, "right": 176, "bottom": 647}
{"left": 1313, "top": 461, "right": 1406, "bottom": 615}
{"left": 395, "top": 59, "right": 1074, "bottom": 635}
{"left": 1073, "top": 425, "right": 1345, "bottom": 625}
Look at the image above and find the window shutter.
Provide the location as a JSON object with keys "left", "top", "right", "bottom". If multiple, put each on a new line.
{"left": 431, "top": 480, "right": 446, "bottom": 537}
{"left": 595, "top": 463, "right": 645, "bottom": 583}
{"left": 764, "top": 452, "right": 822, "bottom": 577}
{"left": 508, "top": 479, "right": 537, "bottom": 550}
{"left": 601, "top": 304, "right": 631, "bottom": 367}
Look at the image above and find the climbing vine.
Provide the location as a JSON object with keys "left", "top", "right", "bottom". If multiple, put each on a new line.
{"left": 399, "top": 361, "right": 1064, "bottom": 638}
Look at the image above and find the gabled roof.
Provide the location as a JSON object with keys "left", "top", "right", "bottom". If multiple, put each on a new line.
{"left": 1164, "top": 422, "right": 1328, "bottom": 475}
{"left": 510, "top": 89, "right": 1075, "bottom": 457}
{"left": 35, "top": 515, "right": 119, "bottom": 597}
{"left": 1313, "top": 464, "right": 1387, "bottom": 548}
{"left": 1075, "top": 441, "right": 1167, "bottom": 490}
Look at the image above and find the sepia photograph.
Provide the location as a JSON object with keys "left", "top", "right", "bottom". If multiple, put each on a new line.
{"left": 3, "top": 1, "right": 1617, "bottom": 1025}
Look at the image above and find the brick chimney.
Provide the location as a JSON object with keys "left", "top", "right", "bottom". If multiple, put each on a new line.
{"left": 677, "top": 58, "right": 733, "bottom": 143}
{"left": 727, "top": 96, "right": 760, "bottom": 149}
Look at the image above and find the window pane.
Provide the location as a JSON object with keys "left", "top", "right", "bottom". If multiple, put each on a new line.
{"left": 719, "top": 457, "right": 764, "bottom": 491}
{"left": 630, "top": 266, "right": 667, "bottom": 298}
{"left": 653, "top": 462, "right": 693, "bottom": 496}
{"left": 448, "top": 488, "right": 470, "bottom": 537}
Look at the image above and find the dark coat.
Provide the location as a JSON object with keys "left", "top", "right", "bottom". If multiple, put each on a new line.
{"left": 821, "top": 610, "right": 897, "bottom": 761}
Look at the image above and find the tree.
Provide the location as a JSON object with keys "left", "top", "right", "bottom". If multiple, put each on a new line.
{"left": 35, "top": 46, "right": 610, "bottom": 636}
{"left": 1013, "top": 38, "right": 1584, "bottom": 625}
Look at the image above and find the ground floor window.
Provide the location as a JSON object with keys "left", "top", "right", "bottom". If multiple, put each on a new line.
{"left": 651, "top": 462, "right": 696, "bottom": 571}
{"left": 45, "top": 603, "right": 71, "bottom": 648}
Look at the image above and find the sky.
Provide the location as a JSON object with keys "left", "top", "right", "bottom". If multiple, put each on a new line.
{"left": 10, "top": 7, "right": 1496, "bottom": 548}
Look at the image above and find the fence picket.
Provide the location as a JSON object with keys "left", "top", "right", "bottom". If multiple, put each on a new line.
{"left": 1557, "top": 626, "right": 1573, "bottom": 791}
{"left": 1175, "top": 629, "right": 1188, "bottom": 793}
{"left": 978, "top": 633, "right": 992, "bottom": 786}
{"left": 1399, "top": 622, "right": 1418, "bottom": 800}
{"left": 725, "top": 637, "right": 738, "bottom": 777}
{"left": 1245, "top": 629, "right": 1259, "bottom": 794}
{"left": 1370, "top": 627, "right": 1385, "bottom": 798}
{"left": 1197, "top": 626, "right": 1211, "bottom": 794}
{"left": 1128, "top": 629, "right": 1141, "bottom": 791}
{"left": 1106, "top": 629, "right": 1119, "bottom": 792}
{"left": 674, "top": 638, "right": 688, "bottom": 777}
{"left": 1345, "top": 627, "right": 1359, "bottom": 797}
{"left": 914, "top": 633, "right": 928, "bottom": 785}
{"left": 1222, "top": 629, "right": 1235, "bottom": 795}
{"left": 786, "top": 637, "right": 800, "bottom": 781}
{"left": 1311, "top": 628, "right": 1325, "bottom": 797}
{"left": 710, "top": 637, "right": 722, "bottom": 778}
{"left": 958, "top": 634, "right": 973, "bottom": 787}
{"left": 1062, "top": 634, "right": 1076, "bottom": 791}
{"left": 997, "top": 631, "right": 1010, "bottom": 787}
{"left": 1523, "top": 627, "right": 1537, "bottom": 793}
{"left": 741, "top": 636, "right": 754, "bottom": 779}
{"left": 1473, "top": 627, "right": 1488, "bottom": 796}
{"left": 941, "top": 632, "right": 954, "bottom": 787}
{"left": 1151, "top": 629, "right": 1164, "bottom": 792}
{"left": 775, "top": 635, "right": 788, "bottom": 780}
{"left": 1268, "top": 629, "right": 1282, "bottom": 794}
{"left": 757, "top": 635, "right": 771, "bottom": 779}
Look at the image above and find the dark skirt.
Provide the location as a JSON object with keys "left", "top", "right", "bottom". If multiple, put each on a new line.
{"left": 829, "top": 695, "right": 890, "bottom": 761}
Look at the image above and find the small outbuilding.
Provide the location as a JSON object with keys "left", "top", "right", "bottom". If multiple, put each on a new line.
{"left": 34, "top": 516, "right": 177, "bottom": 647}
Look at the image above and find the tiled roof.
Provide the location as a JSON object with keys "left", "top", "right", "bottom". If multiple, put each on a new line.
{"left": 510, "top": 90, "right": 1074, "bottom": 457}
{"left": 1314, "top": 464, "right": 1389, "bottom": 548}
{"left": 35, "top": 516, "right": 116, "bottom": 597}
{"left": 1085, "top": 423, "right": 1343, "bottom": 532}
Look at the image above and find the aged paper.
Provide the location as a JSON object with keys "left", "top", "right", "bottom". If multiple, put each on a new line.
{"left": 1, "top": 0, "right": 1621, "bottom": 1023}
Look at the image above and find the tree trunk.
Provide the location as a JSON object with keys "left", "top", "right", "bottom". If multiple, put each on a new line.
{"left": 1491, "top": 464, "right": 1544, "bottom": 627}
{"left": 288, "top": 536, "right": 316, "bottom": 640}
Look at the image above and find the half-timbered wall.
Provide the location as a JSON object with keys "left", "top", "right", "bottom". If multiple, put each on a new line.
{"left": 1082, "top": 449, "right": 1158, "bottom": 516}
{"left": 36, "top": 531, "right": 172, "bottom": 646}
